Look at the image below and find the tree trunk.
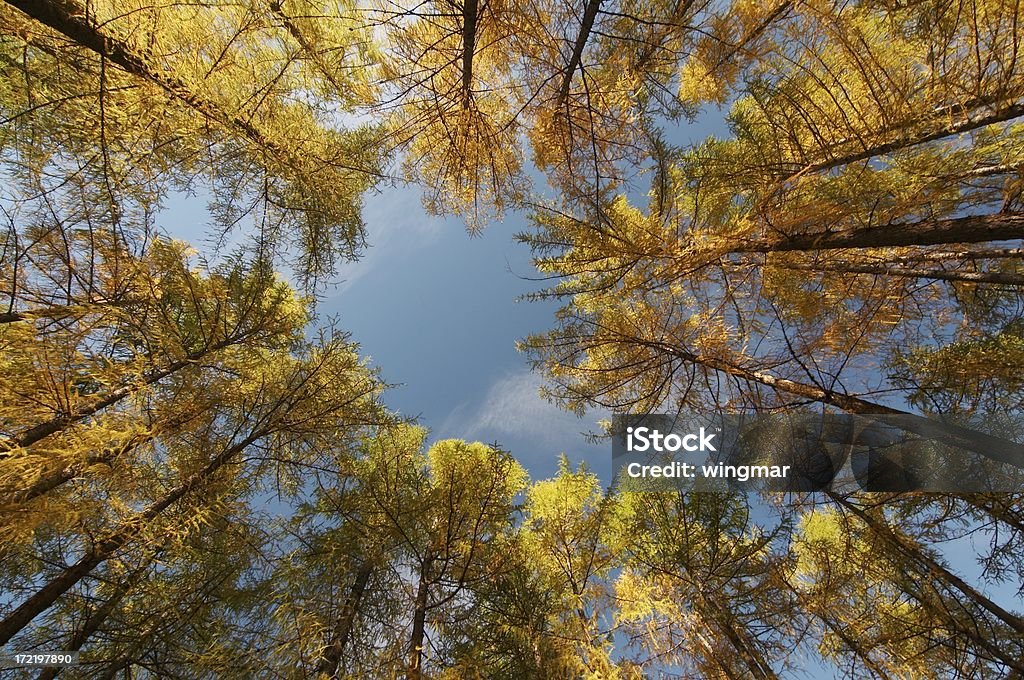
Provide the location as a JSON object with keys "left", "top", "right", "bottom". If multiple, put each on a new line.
{"left": 3, "top": 434, "right": 154, "bottom": 504}
{"left": 406, "top": 554, "right": 434, "bottom": 680}
{"left": 6, "top": 404, "right": 203, "bottom": 503}
{"left": 714, "top": 1, "right": 792, "bottom": 75}
{"left": 461, "top": 0, "right": 478, "bottom": 101}
{"left": 732, "top": 213, "right": 1024, "bottom": 253}
{"left": 316, "top": 563, "right": 373, "bottom": 679}
{"left": 268, "top": 0, "right": 346, "bottom": 95}
{"left": 0, "top": 311, "right": 26, "bottom": 323}
{"left": 0, "top": 299, "right": 147, "bottom": 326}
{"left": 95, "top": 658, "right": 130, "bottom": 680}
{"left": 828, "top": 493, "right": 1024, "bottom": 636}
{"left": 895, "top": 247, "right": 1024, "bottom": 263}
{"left": 654, "top": 341, "right": 1024, "bottom": 468}
{"left": 35, "top": 555, "right": 157, "bottom": 680}
{"left": 4, "top": 361, "right": 185, "bottom": 452}
{"left": 556, "top": 0, "right": 603, "bottom": 105}
{"left": 704, "top": 598, "right": 779, "bottom": 680}
{"left": 782, "top": 100, "right": 1024, "bottom": 181}
{"left": 954, "top": 162, "right": 1024, "bottom": 179}
{"left": 1, "top": 336, "right": 236, "bottom": 455}
{"left": 775, "top": 260, "right": 1024, "bottom": 286}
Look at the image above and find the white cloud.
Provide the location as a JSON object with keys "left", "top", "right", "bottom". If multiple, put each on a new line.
{"left": 440, "top": 368, "right": 608, "bottom": 452}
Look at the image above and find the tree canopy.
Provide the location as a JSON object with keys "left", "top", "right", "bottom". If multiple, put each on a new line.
{"left": 1, "top": 0, "right": 1023, "bottom": 677}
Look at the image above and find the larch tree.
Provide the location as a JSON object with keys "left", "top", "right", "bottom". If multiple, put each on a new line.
{"left": 615, "top": 490, "right": 796, "bottom": 679}
{"left": 370, "top": 0, "right": 532, "bottom": 229}
{"left": 271, "top": 425, "right": 530, "bottom": 679}
{"left": 0, "top": 0, "right": 387, "bottom": 291}
{"left": 791, "top": 495, "right": 1024, "bottom": 677}
{"left": 374, "top": 435, "right": 527, "bottom": 679}
{"left": 511, "top": 458, "right": 627, "bottom": 678}
{"left": 0, "top": 260, "right": 387, "bottom": 655}
{"left": 519, "top": 0, "right": 1024, "bottom": 457}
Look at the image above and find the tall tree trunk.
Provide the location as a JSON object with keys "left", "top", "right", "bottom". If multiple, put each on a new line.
{"left": 895, "top": 247, "right": 1024, "bottom": 263}
{"left": 5, "top": 406, "right": 202, "bottom": 503}
{"left": 2, "top": 336, "right": 236, "bottom": 455}
{"left": 781, "top": 100, "right": 1024, "bottom": 182}
{"left": 731, "top": 213, "right": 1024, "bottom": 253}
{"left": 4, "top": 360, "right": 186, "bottom": 452}
{"left": 316, "top": 563, "right": 373, "bottom": 679}
{"left": 2, "top": 433, "right": 155, "bottom": 504}
{"left": 0, "top": 299, "right": 147, "bottom": 326}
{"left": 954, "top": 162, "right": 1024, "bottom": 179}
{"left": 0, "top": 430, "right": 260, "bottom": 645}
{"left": 95, "top": 658, "right": 130, "bottom": 680}
{"left": 36, "top": 554, "right": 158, "bottom": 680}
{"left": 461, "top": 0, "right": 478, "bottom": 101}
{"left": 713, "top": 1, "right": 792, "bottom": 75}
{"left": 650, "top": 341, "right": 1024, "bottom": 468}
{"left": 703, "top": 598, "right": 779, "bottom": 680}
{"left": 775, "top": 260, "right": 1024, "bottom": 286}
{"left": 407, "top": 554, "right": 434, "bottom": 680}
{"left": 0, "top": 311, "right": 26, "bottom": 323}
{"left": 557, "top": 0, "right": 603, "bottom": 105}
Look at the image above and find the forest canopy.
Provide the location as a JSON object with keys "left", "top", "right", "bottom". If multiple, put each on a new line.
{"left": 1, "top": 0, "right": 1023, "bottom": 677}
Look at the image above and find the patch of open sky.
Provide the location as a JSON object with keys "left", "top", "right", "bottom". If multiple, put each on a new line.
{"left": 149, "top": 102, "right": 752, "bottom": 485}
{"left": 322, "top": 185, "right": 614, "bottom": 480}
{"left": 316, "top": 106, "right": 737, "bottom": 481}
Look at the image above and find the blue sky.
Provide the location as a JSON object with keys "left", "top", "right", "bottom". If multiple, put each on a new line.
{"left": 323, "top": 186, "right": 611, "bottom": 480}
{"left": 159, "top": 111, "right": 733, "bottom": 485}
{"left": 161, "top": 176, "right": 613, "bottom": 482}
{"left": 319, "top": 110, "right": 733, "bottom": 482}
